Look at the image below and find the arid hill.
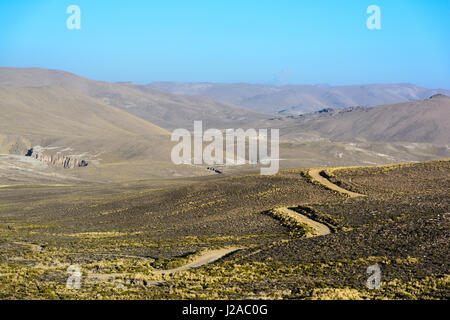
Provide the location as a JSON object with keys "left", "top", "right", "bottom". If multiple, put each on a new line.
{"left": 0, "top": 85, "right": 206, "bottom": 182}
{"left": 276, "top": 94, "right": 450, "bottom": 145}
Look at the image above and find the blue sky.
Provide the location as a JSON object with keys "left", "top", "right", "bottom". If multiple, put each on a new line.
{"left": 0, "top": 0, "right": 448, "bottom": 88}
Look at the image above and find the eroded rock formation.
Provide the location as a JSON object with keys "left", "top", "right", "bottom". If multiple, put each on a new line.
{"left": 26, "top": 148, "right": 88, "bottom": 169}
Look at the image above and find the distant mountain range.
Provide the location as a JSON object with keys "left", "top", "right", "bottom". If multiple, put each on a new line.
{"left": 0, "top": 67, "right": 448, "bottom": 182}
{"left": 150, "top": 82, "right": 450, "bottom": 115}
{"left": 0, "top": 68, "right": 267, "bottom": 130}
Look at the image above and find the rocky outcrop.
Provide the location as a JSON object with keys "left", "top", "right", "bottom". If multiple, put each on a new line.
{"left": 26, "top": 148, "right": 88, "bottom": 169}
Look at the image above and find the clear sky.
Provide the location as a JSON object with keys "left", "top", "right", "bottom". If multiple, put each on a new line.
{"left": 0, "top": 0, "right": 448, "bottom": 88}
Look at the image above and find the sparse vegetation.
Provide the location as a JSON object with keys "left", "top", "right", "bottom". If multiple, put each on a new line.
{"left": 0, "top": 160, "right": 448, "bottom": 299}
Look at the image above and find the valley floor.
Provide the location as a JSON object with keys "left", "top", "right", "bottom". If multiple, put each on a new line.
{"left": 0, "top": 160, "right": 448, "bottom": 299}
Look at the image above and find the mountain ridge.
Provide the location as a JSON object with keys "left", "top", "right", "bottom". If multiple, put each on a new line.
{"left": 149, "top": 81, "right": 450, "bottom": 115}
{"left": 0, "top": 67, "right": 269, "bottom": 130}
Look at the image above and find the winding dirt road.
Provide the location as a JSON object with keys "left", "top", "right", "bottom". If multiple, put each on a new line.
{"left": 154, "top": 247, "right": 240, "bottom": 275}
{"left": 86, "top": 247, "right": 241, "bottom": 285}
{"left": 308, "top": 168, "right": 365, "bottom": 198}
{"left": 276, "top": 207, "right": 330, "bottom": 236}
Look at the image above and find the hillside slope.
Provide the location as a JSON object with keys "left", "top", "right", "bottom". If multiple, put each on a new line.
{"left": 277, "top": 94, "right": 450, "bottom": 145}
{"left": 0, "top": 85, "right": 204, "bottom": 182}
